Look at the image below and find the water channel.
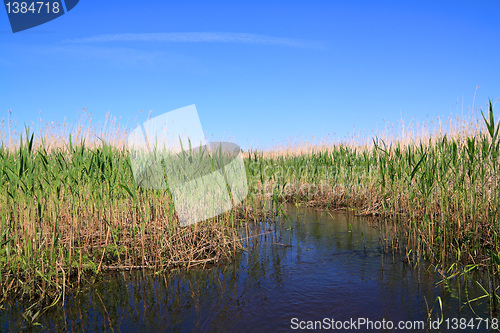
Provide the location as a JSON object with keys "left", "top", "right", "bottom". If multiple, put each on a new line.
{"left": 1, "top": 204, "right": 496, "bottom": 332}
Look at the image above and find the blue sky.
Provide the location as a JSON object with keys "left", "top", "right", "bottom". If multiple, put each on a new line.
{"left": 1, "top": 1, "right": 500, "bottom": 149}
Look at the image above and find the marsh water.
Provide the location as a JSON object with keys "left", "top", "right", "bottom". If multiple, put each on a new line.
{"left": 1, "top": 205, "right": 497, "bottom": 332}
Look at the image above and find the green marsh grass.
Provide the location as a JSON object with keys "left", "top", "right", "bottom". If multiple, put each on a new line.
{"left": 0, "top": 129, "right": 270, "bottom": 308}
{"left": 2, "top": 101, "right": 500, "bottom": 314}
{"left": 244, "top": 101, "right": 500, "bottom": 305}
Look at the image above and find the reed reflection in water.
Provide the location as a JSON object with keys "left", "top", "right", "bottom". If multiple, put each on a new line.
{"left": 1, "top": 205, "right": 492, "bottom": 332}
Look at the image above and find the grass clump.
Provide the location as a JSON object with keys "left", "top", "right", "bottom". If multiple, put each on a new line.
{"left": 0, "top": 133, "right": 259, "bottom": 306}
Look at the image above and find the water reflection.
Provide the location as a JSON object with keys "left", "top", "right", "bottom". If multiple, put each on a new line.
{"left": 1, "top": 205, "right": 495, "bottom": 332}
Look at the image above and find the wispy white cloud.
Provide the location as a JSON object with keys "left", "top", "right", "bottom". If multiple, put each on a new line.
{"left": 63, "top": 32, "right": 324, "bottom": 49}
{"left": 52, "top": 45, "right": 167, "bottom": 65}
{"left": 24, "top": 44, "right": 196, "bottom": 70}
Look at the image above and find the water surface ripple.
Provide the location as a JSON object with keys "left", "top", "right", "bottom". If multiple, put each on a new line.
{"left": 1, "top": 205, "right": 494, "bottom": 332}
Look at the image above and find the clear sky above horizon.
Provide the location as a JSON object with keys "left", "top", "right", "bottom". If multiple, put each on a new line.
{"left": 1, "top": 1, "right": 499, "bottom": 149}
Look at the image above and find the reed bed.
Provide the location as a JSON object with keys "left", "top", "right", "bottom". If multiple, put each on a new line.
{"left": 0, "top": 134, "right": 271, "bottom": 308}
{"left": 2, "top": 101, "right": 500, "bottom": 312}
{"left": 245, "top": 101, "right": 500, "bottom": 283}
